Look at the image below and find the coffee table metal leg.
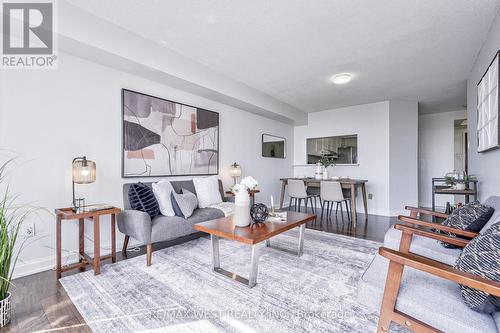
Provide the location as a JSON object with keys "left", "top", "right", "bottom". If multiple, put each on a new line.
{"left": 298, "top": 224, "right": 305, "bottom": 257}
{"left": 248, "top": 245, "right": 259, "bottom": 288}
{"left": 211, "top": 234, "right": 260, "bottom": 288}
{"left": 265, "top": 224, "right": 306, "bottom": 257}
{"left": 211, "top": 235, "right": 220, "bottom": 269}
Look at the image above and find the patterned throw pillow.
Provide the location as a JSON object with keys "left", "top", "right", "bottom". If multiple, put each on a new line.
{"left": 170, "top": 189, "right": 198, "bottom": 219}
{"left": 128, "top": 183, "right": 160, "bottom": 218}
{"left": 440, "top": 202, "right": 494, "bottom": 248}
{"left": 442, "top": 201, "right": 494, "bottom": 232}
{"left": 454, "top": 221, "right": 500, "bottom": 313}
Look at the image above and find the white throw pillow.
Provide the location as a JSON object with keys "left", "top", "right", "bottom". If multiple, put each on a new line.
{"left": 151, "top": 180, "right": 175, "bottom": 216}
{"left": 193, "top": 176, "right": 222, "bottom": 208}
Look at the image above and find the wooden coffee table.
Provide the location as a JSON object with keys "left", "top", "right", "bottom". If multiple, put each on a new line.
{"left": 194, "top": 211, "right": 316, "bottom": 288}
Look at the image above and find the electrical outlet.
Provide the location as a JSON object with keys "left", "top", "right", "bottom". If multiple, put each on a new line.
{"left": 23, "top": 222, "right": 35, "bottom": 238}
{"left": 368, "top": 193, "right": 373, "bottom": 200}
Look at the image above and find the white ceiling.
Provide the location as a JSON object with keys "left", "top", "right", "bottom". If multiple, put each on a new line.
{"left": 67, "top": 0, "right": 500, "bottom": 114}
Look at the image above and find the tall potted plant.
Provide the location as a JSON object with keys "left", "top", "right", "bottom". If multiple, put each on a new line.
{"left": 0, "top": 158, "right": 33, "bottom": 327}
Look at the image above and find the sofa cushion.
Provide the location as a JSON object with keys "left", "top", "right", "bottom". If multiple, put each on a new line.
{"left": 443, "top": 201, "right": 494, "bottom": 232}
{"left": 152, "top": 180, "right": 176, "bottom": 216}
{"left": 150, "top": 207, "right": 224, "bottom": 243}
{"left": 193, "top": 176, "right": 223, "bottom": 208}
{"left": 455, "top": 221, "right": 500, "bottom": 313}
{"left": 357, "top": 255, "right": 497, "bottom": 333}
{"left": 128, "top": 182, "right": 160, "bottom": 218}
{"left": 170, "top": 189, "right": 198, "bottom": 219}
{"left": 384, "top": 227, "right": 461, "bottom": 266}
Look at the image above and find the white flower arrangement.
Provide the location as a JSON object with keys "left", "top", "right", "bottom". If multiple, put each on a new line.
{"left": 232, "top": 176, "right": 258, "bottom": 193}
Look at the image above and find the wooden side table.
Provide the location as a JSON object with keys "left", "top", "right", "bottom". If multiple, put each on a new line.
{"left": 55, "top": 206, "right": 121, "bottom": 279}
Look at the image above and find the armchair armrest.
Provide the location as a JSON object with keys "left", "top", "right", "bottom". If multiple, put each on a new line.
{"left": 395, "top": 223, "right": 470, "bottom": 248}
{"left": 117, "top": 209, "right": 152, "bottom": 244}
{"left": 379, "top": 247, "right": 500, "bottom": 297}
{"left": 398, "top": 215, "right": 479, "bottom": 239}
{"left": 405, "top": 206, "right": 449, "bottom": 219}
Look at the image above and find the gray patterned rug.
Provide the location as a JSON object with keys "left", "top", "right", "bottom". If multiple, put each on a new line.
{"left": 61, "top": 229, "right": 384, "bottom": 332}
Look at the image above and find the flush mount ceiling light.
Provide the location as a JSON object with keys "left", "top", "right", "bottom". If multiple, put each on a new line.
{"left": 330, "top": 73, "right": 352, "bottom": 84}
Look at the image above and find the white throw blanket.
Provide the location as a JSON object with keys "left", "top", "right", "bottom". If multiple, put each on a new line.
{"left": 208, "top": 202, "right": 235, "bottom": 217}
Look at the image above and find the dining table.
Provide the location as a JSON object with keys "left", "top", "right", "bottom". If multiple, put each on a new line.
{"left": 279, "top": 177, "right": 368, "bottom": 227}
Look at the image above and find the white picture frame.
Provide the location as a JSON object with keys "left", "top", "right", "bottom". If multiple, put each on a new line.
{"left": 477, "top": 51, "right": 499, "bottom": 153}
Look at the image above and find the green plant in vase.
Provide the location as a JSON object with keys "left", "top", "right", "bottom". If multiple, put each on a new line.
{"left": 0, "top": 157, "right": 36, "bottom": 327}
{"left": 319, "top": 155, "right": 334, "bottom": 180}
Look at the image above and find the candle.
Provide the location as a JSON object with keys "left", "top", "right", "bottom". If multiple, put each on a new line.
{"left": 271, "top": 195, "right": 274, "bottom": 209}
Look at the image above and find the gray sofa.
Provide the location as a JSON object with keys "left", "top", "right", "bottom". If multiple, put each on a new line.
{"left": 117, "top": 179, "right": 229, "bottom": 266}
{"left": 358, "top": 196, "right": 500, "bottom": 333}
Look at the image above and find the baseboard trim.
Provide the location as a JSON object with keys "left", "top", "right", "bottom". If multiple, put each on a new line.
{"left": 13, "top": 239, "right": 142, "bottom": 279}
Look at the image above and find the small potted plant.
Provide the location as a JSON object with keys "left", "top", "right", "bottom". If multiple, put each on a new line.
{"left": 444, "top": 172, "right": 477, "bottom": 190}
{"left": 319, "top": 155, "right": 334, "bottom": 180}
{"left": 0, "top": 157, "right": 36, "bottom": 327}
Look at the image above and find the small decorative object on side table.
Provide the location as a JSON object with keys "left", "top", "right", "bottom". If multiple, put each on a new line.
{"left": 55, "top": 205, "right": 121, "bottom": 279}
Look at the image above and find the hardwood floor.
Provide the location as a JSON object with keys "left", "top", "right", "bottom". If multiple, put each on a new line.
{"left": 7, "top": 211, "right": 396, "bottom": 332}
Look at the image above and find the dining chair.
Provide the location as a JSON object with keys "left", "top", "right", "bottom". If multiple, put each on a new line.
{"left": 320, "top": 181, "right": 351, "bottom": 221}
{"left": 287, "top": 179, "right": 318, "bottom": 213}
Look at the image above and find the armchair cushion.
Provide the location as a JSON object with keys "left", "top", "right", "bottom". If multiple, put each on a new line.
{"left": 128, "top": 182, "right": 160, "bottom": 218}
{"left": 384, "top": 227, "right": 461, "bottom": 266}
{"left": 455, "top": 221, "right": 500, "bottom": 313}
{"left": 358, "top": 255, "right": 498, "bottom": 333}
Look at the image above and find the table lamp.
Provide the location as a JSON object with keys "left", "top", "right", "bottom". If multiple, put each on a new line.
{"left": 229, "top": 162, "right": 242, "bottom": 185}
{"left": 72, "top": 156, "right": 96, "bottom": 211}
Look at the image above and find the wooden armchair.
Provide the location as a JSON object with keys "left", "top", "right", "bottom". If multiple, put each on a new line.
{"left": 376, "top": 207, "right": 500, "bottom": 332}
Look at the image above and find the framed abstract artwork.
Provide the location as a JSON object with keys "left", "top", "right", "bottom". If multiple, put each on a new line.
{"left": 477, "top": 51, "right": 499, "bottom": 153}
{"left": 122, "top": 89, "right": 219, "bottom": 177}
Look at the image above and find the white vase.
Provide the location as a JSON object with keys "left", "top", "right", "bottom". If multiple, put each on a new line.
{"left": 315, "top": 163, "right": 323, "bottom": 180}
{"left": 322, "top": 169, "right": 329, "bottom": 180}
{"left": 234, "top": 188, "right": 251, "bottom": 227}
{"left": 0, "top": 293, "right": 11, "bottom": 328}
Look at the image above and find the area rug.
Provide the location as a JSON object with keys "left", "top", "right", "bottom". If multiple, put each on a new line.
{"left": 61, "top": 229, "right": 386, "bottom": 332}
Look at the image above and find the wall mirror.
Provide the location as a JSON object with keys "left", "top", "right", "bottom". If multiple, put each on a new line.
{"left": 307, "top": 134, "right": 358, "bottom": 165}
{"left": 262, "top": 134, "right": 286, "bottom": 158}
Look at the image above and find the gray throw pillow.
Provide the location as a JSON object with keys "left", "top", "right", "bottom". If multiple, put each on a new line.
{"left": 454, "top": 221, "right": 500, "bottom": 313}
{"left": 171, "top": 189, "right": 198, "bottom": 219}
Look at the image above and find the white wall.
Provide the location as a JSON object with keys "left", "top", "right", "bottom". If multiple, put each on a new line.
{"left": 0, "top": 52, "right": 293, "bottom": 278}
{"left": 418, "top": 110, "right": 467, "bottom": 208}
{"left": 467, "top": 10, "right": 500, "bottom": 201}
{"left": 388, "top": 101, "right": 419, "bottom": 216}
{"left": 293, "top": 102, "right": 391, "bottom": 216}
{"left": 293, "top": 101, "right": 418, "bottom": 216}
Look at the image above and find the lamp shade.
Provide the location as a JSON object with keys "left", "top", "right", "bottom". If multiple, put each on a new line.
{"left": 72, "top": 157, "right": 96, "bottom": 184}
{"left": 229, "top": 162, "right": 242, "bottom": 178}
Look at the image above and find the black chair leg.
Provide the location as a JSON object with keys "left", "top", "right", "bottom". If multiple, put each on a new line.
{"left": 345, "top": 200, "right": 351, "bottom": 222}
{"left": 288, "top": 197, "right": 293, "bottom": 211}
{"left": 340, "top": 201, "right": 344, "bottom": 222}
{"left": 320, "top": 199, "right": 324, "bottom": 220}
{"left": 305, "top": 197, "right": 308, "bottom": 212}
{"left": 336, "top": 202, "right": 339, "bottom": 215}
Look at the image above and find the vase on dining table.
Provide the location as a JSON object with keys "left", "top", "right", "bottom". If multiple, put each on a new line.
{"left": 322, "top": 168, "right": 329, "bottom": 180}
